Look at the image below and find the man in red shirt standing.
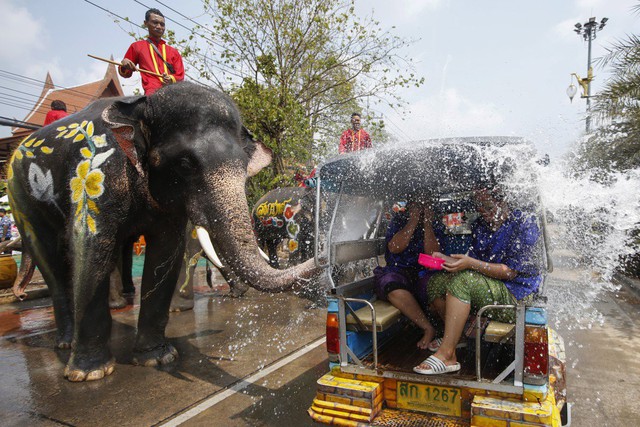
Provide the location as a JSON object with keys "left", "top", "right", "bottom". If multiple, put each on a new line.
{"left": 339, "top": 112, "right": 372, "bottom": 154}
{"left": 43, "top": 100, "right": 68, "bottom": 126}
{"left": 118, "top": 8, "right": 185, "bottom": 95}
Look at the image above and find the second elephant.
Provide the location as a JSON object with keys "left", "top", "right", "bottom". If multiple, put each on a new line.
{"left": 252, "top": 187, "right": 315, "bottom": 269}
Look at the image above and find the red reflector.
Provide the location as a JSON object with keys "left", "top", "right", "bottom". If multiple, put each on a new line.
{"left": 326, "top": 313, "right": 339, "bottom": 354}
{"left": 524, "top": 326, "right": 548, "bottom": 379}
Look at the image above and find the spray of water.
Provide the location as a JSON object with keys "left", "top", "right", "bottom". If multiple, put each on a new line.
{"left": 319, "top": 138, "right": 640, "bottom": 329}
{"left": 538, "top": 160, "right": 640, "bottom": 328}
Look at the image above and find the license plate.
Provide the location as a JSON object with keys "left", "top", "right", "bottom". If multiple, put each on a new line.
{"left": 397, "top": 382, "right": 462, "bottom": 417}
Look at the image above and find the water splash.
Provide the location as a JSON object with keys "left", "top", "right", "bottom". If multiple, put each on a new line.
{"left": 319, "top": 137, "right": 640, "bottom": 328}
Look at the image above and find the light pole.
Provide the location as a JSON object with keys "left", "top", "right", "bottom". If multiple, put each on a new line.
{"left": 568, "top": 16, "right": 608, "bottom": 133}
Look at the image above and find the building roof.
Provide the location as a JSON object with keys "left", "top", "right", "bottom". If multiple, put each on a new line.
{"left": 0, "top": 62, "right": 124, "bottom": 168}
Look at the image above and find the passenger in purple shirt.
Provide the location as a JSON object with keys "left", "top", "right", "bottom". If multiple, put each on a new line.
{"left": 374, "top": 198, "right": 441, "bottom": 350}
{"left": 414, "top": 188, "right": 542, "bottom": 375}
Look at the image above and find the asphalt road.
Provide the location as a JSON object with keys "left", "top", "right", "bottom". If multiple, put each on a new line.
{"left": 1, "top": 255, "right": 639, "bottom": 426}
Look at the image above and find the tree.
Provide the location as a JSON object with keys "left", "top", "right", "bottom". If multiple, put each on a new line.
{"left": 181, "top": 0, "right": 423, "bottom": 192}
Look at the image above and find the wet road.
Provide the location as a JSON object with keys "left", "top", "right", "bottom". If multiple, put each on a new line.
{"left": 0, "top": 272, "right": 327, "bottom": 426}
{"left": 1, "top": 258, "right": 640, "bottom": 426}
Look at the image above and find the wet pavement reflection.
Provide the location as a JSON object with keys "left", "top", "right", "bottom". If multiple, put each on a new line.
{"left": 0, "top": 272, "right": 326, "bottom": 426}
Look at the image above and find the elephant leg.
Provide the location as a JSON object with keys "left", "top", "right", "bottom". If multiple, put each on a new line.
{"left": 169, "top": 256, "right": 195, "bottom": 312}
{"left": 121, "top": 241, "right": 135, "bottom": 294}
{"left": 108, "top": 267, "right": 127, "bottom": 309}
{"left": 170, "top": 236, "right": 201, "bottom": 312}
{"left": 266, "top": 239, "right": 280, "bottom": 269}
{"left": 133, "top": 228, "right": 185, "bottom": 366}
{"left": 65, "top": 243, "right": 117, "bottom": 382}
{"left": 24, "top": 229, "right": 73, "bottom": 349}
{"left": 206, "top": 263, "right": 213, "bottom": 288}
{"left": 221, "top": 265, "right": 250, "bottom": 298}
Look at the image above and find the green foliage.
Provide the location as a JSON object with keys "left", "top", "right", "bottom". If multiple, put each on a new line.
{"left": 178, "top": 0, "right": 423, "bottom": 196}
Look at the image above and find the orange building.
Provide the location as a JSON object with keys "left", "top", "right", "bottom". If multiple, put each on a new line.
{"left": 0, "top": 63, "right": 124, "bottom": 175}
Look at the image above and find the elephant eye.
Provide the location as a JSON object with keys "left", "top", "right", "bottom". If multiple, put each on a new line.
{"left": 177, "top": 156, "right": 197, "bottom": 176}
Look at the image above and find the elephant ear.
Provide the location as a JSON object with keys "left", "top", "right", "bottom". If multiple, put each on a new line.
{"left": 101, "top": 96, "right": 149, "bottom": 176}
{"left": 242, "top": 126, "right": 272, "bottom": 177}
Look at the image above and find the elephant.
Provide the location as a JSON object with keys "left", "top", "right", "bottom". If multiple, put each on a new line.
{"left": 7, "top": 82, "right": 317, "bottom": 382}
{"left": 252, "top": 186, "right": 315, "bottom": 269}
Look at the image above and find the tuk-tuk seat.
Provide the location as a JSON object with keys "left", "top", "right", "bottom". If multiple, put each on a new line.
{"left": 330, "top": 238, "right": 386, "bottom": 265}
{"left": 346, "top": 299, "right": 401, "bottom": 332}
{"left": 483, "top": 321, "right": 515, "bottom": 343}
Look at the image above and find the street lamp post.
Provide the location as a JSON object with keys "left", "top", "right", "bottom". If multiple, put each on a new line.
{"left": 570, "top": 16, "right": 608, "bottom": 133}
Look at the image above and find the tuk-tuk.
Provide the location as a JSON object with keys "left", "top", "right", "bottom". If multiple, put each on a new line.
{"left": 308, "top": 137, "right": 570, "bottom": 427}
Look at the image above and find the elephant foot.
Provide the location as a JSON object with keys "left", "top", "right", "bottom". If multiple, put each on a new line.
{"left": 109, "top": 295, "right": 128, "bottom": 309}
{"left": 55, "top": 329, "right": 73, "bottom": 349}
{"left": 132, "top": 343, "right": 178, "bottom": 367}
{"left": 64, "top": 357, "right": 116, "bottom": 382}
{"left": 169, "top": 297, "right": 194, "bottom": 312}
{"left": 227, "top": 282, "right": 250, "bottom": 298}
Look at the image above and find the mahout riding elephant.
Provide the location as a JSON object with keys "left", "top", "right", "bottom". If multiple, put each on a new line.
{"left": 252, "top": 186, "right": 315, "bottom": 268}
{"left": 7, "top": 82, "right": 317, "bottom": 382}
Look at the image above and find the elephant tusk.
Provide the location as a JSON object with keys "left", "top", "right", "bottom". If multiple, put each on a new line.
{"left": 258, "top": 247, "right": 270, "bottom": 262}
{"left": 195, "top": 226, "right": 224, "bottom": 269}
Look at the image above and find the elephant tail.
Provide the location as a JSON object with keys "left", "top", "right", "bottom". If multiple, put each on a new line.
{"left": 12, "top": 251, "right": 35, "bottom": 301}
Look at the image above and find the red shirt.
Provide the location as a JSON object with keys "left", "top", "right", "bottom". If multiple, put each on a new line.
{"left": 339, "top": 128, "right": 372, "bottom": 153}
{"left": 119, "top": 38, "right": 185, "bottom": 95}
{"left": 44, "top": 110, "right": 68, "bottom": 126}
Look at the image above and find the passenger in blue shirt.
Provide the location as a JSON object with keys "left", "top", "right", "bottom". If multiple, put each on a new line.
{"left": 374, "top": 197, "right": 441, "bottom": 350}
{"left": 414, "top": 187, "right": 542, "bottom": 375}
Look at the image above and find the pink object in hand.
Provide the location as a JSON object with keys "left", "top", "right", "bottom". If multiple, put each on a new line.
{"left": 418, "top": 253, "right": 446, "bottom": 270}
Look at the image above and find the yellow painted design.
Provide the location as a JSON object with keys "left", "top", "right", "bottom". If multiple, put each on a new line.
{"left": 87, "top": 199, "right": 99, "bottom": 214}
{"left": 255, "top": 197, "right": 293, "bottom": 218}
{"left": 66, "top": 122, "right": 113, "bottom": 235}
{"left": 64, "top": 128, "right": 80, "bottom": 139}
{"left": 16, "top": 132, "right": 54, "bottom": 159}
{"left": 80, "top": 147, "right": 92, "bottom": 158}
{"left": 56, "top": 121, "right": 90, "bottom": 140}
{"left": 71, "top": 161, "right": 105, "bottom": 202}
{"left": 86, "top": 215, "right": 96, "bottom": 234}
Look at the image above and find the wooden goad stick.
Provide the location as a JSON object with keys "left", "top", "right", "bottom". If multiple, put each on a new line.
{"left": 87, "top": 54, "right": 164, "bottom": 78}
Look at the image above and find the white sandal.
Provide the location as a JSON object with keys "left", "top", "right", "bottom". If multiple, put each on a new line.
{"left": 413, "top": 355, "right": 461, "bottom": 375}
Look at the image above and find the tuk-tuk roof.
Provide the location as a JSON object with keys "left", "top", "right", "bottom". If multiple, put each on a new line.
{"left": 318, "top": 137, "right": 539, "bottom": 200}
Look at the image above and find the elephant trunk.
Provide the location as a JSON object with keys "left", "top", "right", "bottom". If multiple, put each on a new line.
{"left": 193, "top": 167, "right": 319, "bottom": 292}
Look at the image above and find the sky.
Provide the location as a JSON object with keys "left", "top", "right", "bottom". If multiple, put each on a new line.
{"left": 0, "top": 0, "right": 638, "bottom": 160}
